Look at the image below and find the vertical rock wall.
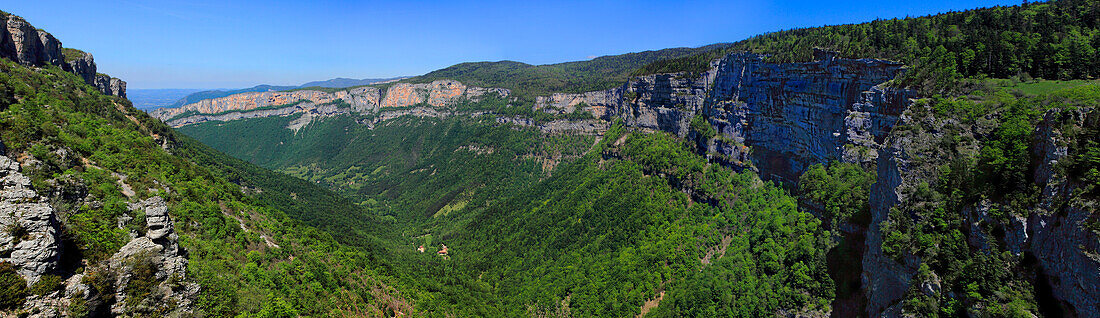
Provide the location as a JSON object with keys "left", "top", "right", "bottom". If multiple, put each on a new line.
{"left": 1027, "top": 109, "right": 1100, "bottom": 316}
{"left": 707, "top": 51, "right": 911, "bottom": 184}
{"left": 530, "top": 50, "right": 920, "bottom": 316}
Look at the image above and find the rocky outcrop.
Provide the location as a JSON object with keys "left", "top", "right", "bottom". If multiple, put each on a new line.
{"left": 62, "top": 50, "right": 96, "bottom": 84}
{"left": 0, "top": 13, "right": 62, "bottom": 66}
{"left": 101, "top": 196, "right": 195, "bottom": 316}
{"left": 861, "top": 142, "right": 914, "bottom": 316}
{"left": 0, "top": 137, "right": 195, "bottom": 316}
{"left": 165, "top": 99, "right": 352, "bottom": 128}
{"left": 1026, "top": 109, "right": 1100, "bottom": 316}
{"left": 0, "top": 12, "right": 126, "bottom": 98}
{"left": 534, "top": 69, "right": 715, "bottom": 136}
{"left": 19, "top": 196, "right": 196, "bottom": 317}
{"left": 152, "top": 87, "right": 380, "bottom": 121}
{"left": 94, "top": 74, "right": 127, "bottom": 99}
{"left": 151, "top": 80, "right": 510, "bottom": 126}
{"left": 0, "top": 152, "right": 60, "bottom": 285}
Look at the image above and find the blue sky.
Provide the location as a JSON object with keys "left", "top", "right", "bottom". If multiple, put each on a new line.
{"left": 6, "top": 0, "right": 1021, "bottom": 89}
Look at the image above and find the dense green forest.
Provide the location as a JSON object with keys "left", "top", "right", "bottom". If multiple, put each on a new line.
{"left": 181, "top": 108, "right": 596, "bottom": 234}
{"left": 184, "top": 112, "right": 838, "bottom": 316}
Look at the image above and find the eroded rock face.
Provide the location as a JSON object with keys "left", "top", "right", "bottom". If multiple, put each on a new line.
{"left": 0, "top": 14, "right": 61, "bottom": 66}
{"left": 99, "top": 196, "right": 194, "bottom": 316}
{"left": 533, "top": 70, "right": 714, "bottom": 136}
{"left": 529, "top": 52, "right": 911, "bottom": 177}
{"left": 151, "top": 79, "right": 509, "bottom": 126}
{"left": 862, "top": 144, "right": 914, "bottom": 316}
{"left": 94, "top": 75, "right": 127, "bottom": 99}
{"left": 62, "top": 50, "right": 96, "bottom": 84}
{"left": 5, "top": 186, "right": 196, "bottom": 316}
{"left": 0, "top": 12, "right": 126, "bottom": 98}
{"left": 708, "top": 52, "right": 911, "bottom": 184}
{"left": 0, "top": 154, "right": 60, "bottom": 285}
{"left": 1026, "top": 109, "right": 1100, "bottom": 316}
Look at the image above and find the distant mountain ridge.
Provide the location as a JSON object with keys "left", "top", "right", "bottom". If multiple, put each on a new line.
{"left": 166, "top": 77, "right": 407, "bottom": 108}
{"left": 128, "top": 88, "right": 205, "bottom": 110}
{"left": 298, "top": 77, "right": 406, "bottom": 88}
{"left": 149, "top": 44, "right": 736, "bottom": 118}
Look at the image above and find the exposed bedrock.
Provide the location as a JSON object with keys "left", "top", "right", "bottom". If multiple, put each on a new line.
{"left": 1026, "top": 109, "right": 1100, "bottom": 317}
{"left": 0, "top": 153, "right": 61, "bottom": 285}
{"left": 151, "top": 80, "right": 510, "bottom": 126}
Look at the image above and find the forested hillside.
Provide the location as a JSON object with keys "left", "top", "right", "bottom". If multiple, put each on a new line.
{"left": 407, "top": 43, "right": 732, "bottom": 99}
{"left": 183, "top": 109, "right": 838, "bottom": 316}
{"left": 0, "top": 44, "right": 409, "bottom": 316}
{"left": 175, "top": 0, "right": 1100, "bottom": 315}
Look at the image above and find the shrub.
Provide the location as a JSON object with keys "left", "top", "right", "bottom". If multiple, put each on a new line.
{"left": 0, "top": 262, "right": 27, "bottom": 309}
{"left": 798, "top": 162, "right": 876, "bottom": 226}
{"left": 30, "top": 274, "right": 62, "bottom": 296}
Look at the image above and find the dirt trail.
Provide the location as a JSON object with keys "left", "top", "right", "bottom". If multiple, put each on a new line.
{"left": 700, "top": 234, "right": 734, "bottom": 265}
{"left": 636, "top": 291, "right": 665, "bottom": 318}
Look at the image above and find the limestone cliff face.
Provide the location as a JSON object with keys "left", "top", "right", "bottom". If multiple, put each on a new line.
{"left": 62, "top": 51, "right": 95, "bottom": 84}
{"left": 1026, "top": 109, "right": 1100, "bottom": 316}
{"left": 534, "top": 69, "right": 714, "bottom": 136}
{"left": 94, "top": 74, "right": 127, "bottom": 99}
{"left": 707, "top": 51, "right": 911, "bottom": 183}
{"left": 0, "top": 12, "right": 126, "bottom": 98}
{"left": 531, "top": 50, "right": 910, "bottom": 183}
{"left": 0, "top": 14, "right": 62, "bottom": 66}
{"left": 151, "top": 80, "right": 509, "bottom": 127}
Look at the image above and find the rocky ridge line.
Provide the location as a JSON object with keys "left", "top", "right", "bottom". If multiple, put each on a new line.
{"left": 0, "top": 11, "right": 126, "bottom": 98}
{"left": 150, "top": 80, "right": 510, "bottom": 127}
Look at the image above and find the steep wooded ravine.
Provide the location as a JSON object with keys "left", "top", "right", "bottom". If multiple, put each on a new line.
{"left": 178, "top": 50, "right": 1099, "bottom": 318}
{"left": 147, "top": 0, "right": 1100, "bottom": 316}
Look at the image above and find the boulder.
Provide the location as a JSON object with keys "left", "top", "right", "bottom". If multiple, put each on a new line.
{"left": 0, "top": 154, "right": 61, "bottom": 285}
